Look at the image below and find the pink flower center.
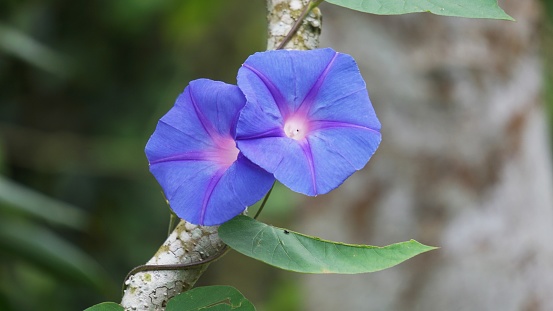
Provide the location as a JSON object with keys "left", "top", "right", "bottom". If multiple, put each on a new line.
{"left": 211, "top": 137, "right": 239, "bottom": 168}
{"left": 284, "top": 115, "right": 310, "bottom": 141}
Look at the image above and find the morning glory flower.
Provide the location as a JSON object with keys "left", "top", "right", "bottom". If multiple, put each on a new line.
{"left": 145, "top": 79, "right": 275, "bottom": 225}
{"left": 235, "top": 48, "right": 381, "bottom": 196}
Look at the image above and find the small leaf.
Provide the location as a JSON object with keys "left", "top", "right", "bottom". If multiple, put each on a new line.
{"left": 83, "top": 302, "right": 124, "bottom": 311}
{"left": 166, "top": 286, "right": 255, "bottom": 311}
{"left": 219, "top": 216, "right": 436, "bottom": 274}
{"left": 325, "top": 0, "right": 514, "bottom": 20}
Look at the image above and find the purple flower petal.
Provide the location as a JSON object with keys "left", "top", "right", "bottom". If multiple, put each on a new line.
{"left": 237, "top": 137, "right": 318, "bottom": 195}
{"left": 237, "top": 49, "right": 338, "bottom": 117}
{"left": 307, "top": 126, "right": 381, "bottom": 194}
{"left": 236, "top": 48, "right": 381, "bottom": 195}
{"left": 145, "top": 79, "right": 274, "bottom": 225}
{"left": 307, "top": 54, "right": 381, "bottom": 129}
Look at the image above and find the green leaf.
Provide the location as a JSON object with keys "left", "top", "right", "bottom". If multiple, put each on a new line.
{"left": 325, "top": 0, "right": 514, "bottom": 20}
{"left": 84, "top": 302, "right": 124, "bottom": 311}
{"left": 219, "top": 216, "right": 436, "bottom": 274}
{"left": 166, "top": 286, "right": 255, "bottom": 311}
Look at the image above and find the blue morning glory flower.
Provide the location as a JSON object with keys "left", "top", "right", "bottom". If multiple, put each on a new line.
{"left": 235, "top": 48, "right": 381, "bottom": 196}
{"left": 145, "top": 79, "right": 275, "bottom": 225}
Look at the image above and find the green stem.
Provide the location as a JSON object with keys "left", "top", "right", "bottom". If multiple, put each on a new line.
{"left": 254, "top": 182, "right": 276, "bottom": 219}
{"left": 168, "top": 212, "right": 177, "bottom": 237}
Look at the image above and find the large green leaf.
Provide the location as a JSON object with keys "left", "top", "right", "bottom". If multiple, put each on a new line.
{"left": 84, "top": 302, "right": 124, "bottom": 311}
{"left": 325, "top": 0, "right": 513, "bottom": 20}
{"left": 219, "top": 216, "right": 436, "bottom": 274}
{"left": 166, "top": 286, "right": 255, "bottom": 311}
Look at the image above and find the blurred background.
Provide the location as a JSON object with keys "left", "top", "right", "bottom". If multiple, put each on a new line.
{"left": 0, "top": 0, "right": 552, "bottom": 310}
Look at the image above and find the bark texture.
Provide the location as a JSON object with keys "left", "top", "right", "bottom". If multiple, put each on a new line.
{"left": 266, "top": 0, "right": 322, "bottom": 50}
{"left": 121, "top": 222, "right": 224, "bottom": 311}
{"left": 301, "top": 1, "right": 553, "bottom": 310}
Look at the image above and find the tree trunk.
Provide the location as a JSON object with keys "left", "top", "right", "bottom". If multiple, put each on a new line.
{"left": 300, "top": 1, "right": 553, "bottom": 310}
{"left": 120, "top": 1, "right": 321, "bottom": 310}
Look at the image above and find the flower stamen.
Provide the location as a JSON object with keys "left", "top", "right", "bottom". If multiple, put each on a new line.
{"left": 284, "top": 115, "right": 309, "bottom": 140}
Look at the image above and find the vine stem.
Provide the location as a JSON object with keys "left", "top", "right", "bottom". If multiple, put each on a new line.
{"left": 168, "top": 211, "right": 177, "bottom": 237}
{"left": 254, "top": 182, "right": 276, "bottom": 219}
{"left": 122, "top": 246, "right": 230, "bottom": 295}
{"left": 276, "top": 0, "right": 324, "bottom": 50}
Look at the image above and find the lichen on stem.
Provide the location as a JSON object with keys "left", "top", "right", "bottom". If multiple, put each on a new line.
{"left": 267, "top": 0, "right": 322, "bottom": 50}
{"left": 276, "top": 0, "right": 324, "bottom": 50}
